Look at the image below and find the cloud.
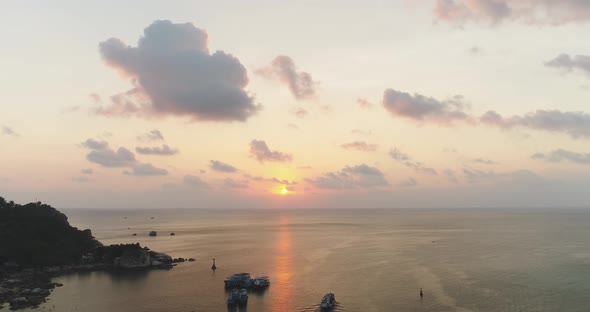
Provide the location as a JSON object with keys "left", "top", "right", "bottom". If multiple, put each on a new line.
{"left": 545, "top": 54, "right": 590, "bottom": 76}
{"left": 81, "top": 138, "right": 109, "bottom": 150}
{"left": 136, "top": 144, "right": 179, "bottom": 156}
{"left": 291, "top": 107, "right": 309, "bottom": 118}
{"left": 340, "top": 141, "right": 378, "bottom": 152}
{"left": 463, "top": 168, "right": 544, "bottom": 184}
{"left": 2, "top": 126, "right": 19, "bottom": 137}
{"left": 480, "top": 110, "right": 590, "bottom": 139}
{"left": 81, "top": 168, "right": 94, "bottom": 175}
{"left": 256, "top": 55, "right": 317, "bottom": 100}
{"left": 272, "top": 178, "right": 297, "bottom": 185}
{"left": 82, "top": 138, "right": 168, "bottom": 176}
{"left": 389, "top": 148, "right": 438, "bottom": 175}
{"left": 287, "top": 123, "right": 300, "bottom": 130}
{"left": 87, "top": 146, "right": 137, "bottom": 168}
{"left": 307, "top": 164, "right": 389, "bottom": 189}
{"left": 98, "top": 20, "right": 260, "bottom": 122}
{"left": 138, "top": 129, "right": 164, "bottom": 142}
{"left": 398, "top": 178, "right": 418, "bottom": 187}
{"left": 383, "top": 89, "right": 470, "bottom": 124}
{"left": 183, "top": 175, "right": 210, "bottom": 188}
{"left": 473, "top": 158, "right": 497, "bottom": 165}
{"left": 443, "top": 169, "right": 459, "bottom": 183}
{"left": 532, "top": 149, "right": 590, "bottom": 164}
{"left": 357, "top": 98, "right": 372, "bottom": 109}
{"left": 72, "top": 176, "right": 90, "bottom": 183}
{"left": 209, "top": 160, "right": 237, "bottom": 173}
{"left": 351, "top": 129, "right": 372, "bottom": 136}
{"left": 249, "top": 140, "right": 292, "bottom": 163}
{"left": 223, "top": 178, "right": 249, "bottom": 189}
{"left": 124, "top": 163, "right": 168, "bottom": 176}
{"left": 434, "top": 0, "right": 590, "bottom": 25}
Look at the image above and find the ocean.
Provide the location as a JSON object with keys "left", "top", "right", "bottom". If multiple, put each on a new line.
{"left": 26, "top": 208, "right": 590, "bottom": 312}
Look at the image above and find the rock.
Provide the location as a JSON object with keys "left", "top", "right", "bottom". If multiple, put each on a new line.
{"left": 149, "top": 231, "right": 157, "bottom": 237}
{"left": 188, "top": 258, "right": 195, "bottom": 262}
{"left": 132, "top": 233, "right": 137, "bottom": 236}
{"left": 114, "top": 249, "right": 151, "bottom": 269}
{"left": 150, "top": 252, "right": 172, "bottom": 265}
{"left": 170, "top": 232, "right": 175, "bottom": 236}
{"left": 55, "top": 283, "right": 63, "bottom": 287}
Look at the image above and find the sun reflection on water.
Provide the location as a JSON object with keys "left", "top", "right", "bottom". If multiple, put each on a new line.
{"left": 271, "top": 216, "right": 293, "bottom": 312}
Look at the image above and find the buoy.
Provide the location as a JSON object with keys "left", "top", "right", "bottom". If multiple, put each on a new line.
{"left": 212, "top": 258, "right": 217, "bottom": 270}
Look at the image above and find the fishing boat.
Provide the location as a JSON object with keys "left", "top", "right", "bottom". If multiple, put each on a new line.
{"left": 320, "top": 293, "right": 336, "bottom": 309}
{"left": 224, "top": 273, "right": 252, "bottom": 288}
{"left": 227, "top": 289, "right": 239, "bottom": 306}
{"left": 238, "top": 288, "right": 248, "bottom": 305}
{"left": 252, "top": 274, "right": 270, "bottom": 289}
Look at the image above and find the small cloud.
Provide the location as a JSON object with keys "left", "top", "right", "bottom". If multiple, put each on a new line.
{"left": 545, "top": 54, "right": 590, "bottom": 77}
{"left": 256, "top": 55, "right": 318, "bottom": 100}
{"left": 183, "top": 175, "right": 210, "bottom": 189}
{"left": 443, "top": 169, "right": 459, "bottom": 183}
{"left": 480, "top": 109, "right": 590, "bottom": 139}
{"left": 135, "top": 144, "right": 179, "bottom": 156}
{"left": 469, "top": 46, "right": 482, "bottom": 54}
{"left": 209, "top": 160, "right": 238, "bottom": 173}
{"left": 433, "top": 0, "right": 590, "bottom": 26}
{"left": 383, "top": 89, "right": 471, "bottom": 125}
{"left": 124, "top": 163, "right": 168, "bottom": 176}
{"left": 357, "top": 98, "right": 372, "bottom": 109}
{"left": 2, "top": 126, "right": 19, "bottom": 138}
{"left": 249, "top": 140, "right": 292, "bottom": 163}
{"left": 223, "top": 178, "right": 249, "bottom": 189}
{"left": 90, "top": 93, "right": 102, "bottom": 104}
{"left": 390, "top": 148, "right": 437, "bottom": 175}
{"left": 307, "top": 164, "right": 389, "bottom": 189}
{"left": 297, "top": 165, "right": 313, "bottom": 170}
{"left": 82, "top": 138, "right": 168, "bottom": 176}
{"left": 340, "top": 141, "right": 378, "bottom": 152}
{"left": 398, "top": 178, "right": 417, "bottom": 187}
{"left": 291, "top": 107, "right": 309, "bottom": 118}
{"left": 272, "top": 177, "right": 297, "bottom": 185}
{"left": 138, "top": 130, "right": 165, "bottom": 142}
{"left": 531, "top": 149, "right": 590, "bottom": 164}
{"left": 72, "top": 176, "right": 91, "bottom": 183}
{"left": 351, "top": 129, "right": 372, "bottom": 136}
{"left": 287, "top": 123, "right": 300, "bottom": 130}
{"left": 81, "top": 138, "right": 109, "bottom": 150}
{"left": 81, "top": 168, "right": 94, "bottom": 175}
{"left": 473, "top": 158, "right": 497, "bottom": 165}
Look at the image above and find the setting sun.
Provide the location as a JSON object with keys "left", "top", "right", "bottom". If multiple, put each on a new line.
{"left": 281, "top": 187, "right": 288, "bottom": 195}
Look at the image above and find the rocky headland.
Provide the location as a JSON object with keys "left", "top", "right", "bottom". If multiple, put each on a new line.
{"left": 0, "top": 196, "right": 187, "bottom": 310}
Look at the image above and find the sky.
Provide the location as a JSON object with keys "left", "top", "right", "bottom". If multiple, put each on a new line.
{"left": 1, "top": 0, "right": 590, "bottom": 209}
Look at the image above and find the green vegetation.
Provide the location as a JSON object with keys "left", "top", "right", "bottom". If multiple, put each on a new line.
{"left": 0, "top": 196, "right": 102, "bottom": 266}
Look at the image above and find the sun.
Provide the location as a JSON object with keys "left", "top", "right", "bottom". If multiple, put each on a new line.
{"left": 281, "top": 187, "right": 288, "bottom": 195}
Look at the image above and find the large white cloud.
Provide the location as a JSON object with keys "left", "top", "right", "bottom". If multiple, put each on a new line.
{"left": 98, "top": 20, "right": 261, "bottom": 122}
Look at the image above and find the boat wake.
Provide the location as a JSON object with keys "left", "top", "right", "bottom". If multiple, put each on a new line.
{"left": 299, "top": 301, "right": 346, "bottom": 312}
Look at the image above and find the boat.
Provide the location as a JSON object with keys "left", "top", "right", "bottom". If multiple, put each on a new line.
{"left": 238, "top": 288, "right": 248, "bottom": 305}
{"left": 227, "top": 289, "right": 239, "bottom": 306}
{"left": 252, "top": 274, "right": 270, "bottom": 289}
{"left": 320, "top": 293, "right": 336, "bottom": 309}
{"left": 224, "top": 273, "right": 252, "bottom": 289}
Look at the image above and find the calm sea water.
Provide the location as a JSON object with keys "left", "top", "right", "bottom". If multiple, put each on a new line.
{"left": 26, "top": 208, "right": 590, "bottom": 312}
